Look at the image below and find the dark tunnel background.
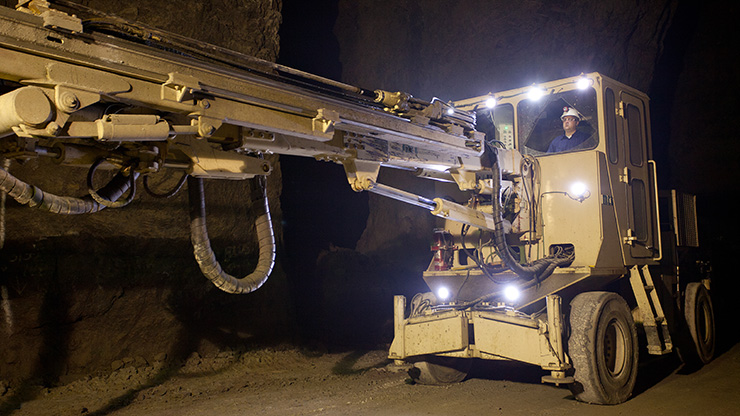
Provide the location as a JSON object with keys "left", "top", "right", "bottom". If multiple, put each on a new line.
{"left": 0, "top": 0, "right": 739, "bottom": 398}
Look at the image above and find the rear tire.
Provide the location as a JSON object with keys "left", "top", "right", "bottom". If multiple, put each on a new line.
{"left": 568, "top": 292, "right": 638, "bottom": 404}
{"left": 684, "top": 282, "right": 715, "bottom": 364}
{"left": 410, "top": 356, "right": 471, "bottom": 385}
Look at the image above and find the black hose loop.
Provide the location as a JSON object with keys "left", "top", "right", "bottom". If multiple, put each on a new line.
{"left": 143, "top": 171, "right": 188, "bottom": 198}
{"left": 87, "top": 157, "right": 137, "bottom": 208}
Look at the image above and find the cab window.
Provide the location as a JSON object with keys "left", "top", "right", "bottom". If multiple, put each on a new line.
{"left": 626, "top": 103, "right": 644, "bottom": 167}
{"left": 477, "top": 103, "right": 515, "bottom": 150}
{"left": 605, "top": 88, "right": 619, "bottom": 163}
{"left": 519, "top": 88, "right": 598, "bottom": 155}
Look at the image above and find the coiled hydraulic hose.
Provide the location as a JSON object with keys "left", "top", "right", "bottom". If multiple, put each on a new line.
{"left": 0, "top": 163, "right": 135, "bottom": 214}
{"left": 187, "top": 176, "right": 275, "bottom": 294}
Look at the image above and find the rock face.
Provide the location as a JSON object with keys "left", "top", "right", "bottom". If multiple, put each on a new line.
{"left": 0, "top": 0, "right": 288, "bottom": 386}
{"left": 336, "top": 0, "right": 674, "bottom": 101}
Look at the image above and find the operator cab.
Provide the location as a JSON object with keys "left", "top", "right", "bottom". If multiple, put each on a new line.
{"left": 453, "top": 72, "right": 660, "bottom": 288}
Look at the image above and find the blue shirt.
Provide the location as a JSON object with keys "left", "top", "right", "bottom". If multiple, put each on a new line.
{"left": 547, "top": 130, "right": 591, "bottom": 153}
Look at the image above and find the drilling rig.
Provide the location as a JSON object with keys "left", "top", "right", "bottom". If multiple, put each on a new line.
{"left": 0, "top": 1, "right": 713, "bottom": 404}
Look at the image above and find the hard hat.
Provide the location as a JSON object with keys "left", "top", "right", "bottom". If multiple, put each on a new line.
{"left": 561, "top": 106, "right": 581, "bottom": 121}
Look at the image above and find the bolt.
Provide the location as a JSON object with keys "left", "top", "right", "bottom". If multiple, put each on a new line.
{"left": 199, "top": 100, "right": 211, "bottom": 109}
{"left": 201, "top": 124, "right": 216, "bottom": 136}
{"left": 60, "top": 92, "right": 79, "bottom": 111}
{"left": 45, "top": 122, "right": 61, "bottom": 136}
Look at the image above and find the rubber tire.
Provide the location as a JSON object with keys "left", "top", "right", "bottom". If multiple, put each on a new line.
{"left": 567, "top": 292, "right": 639, "bottom": 404}
{"left": 410, "top": 356, "right": 471, "bottom": 385}
{"left": 684, "top": 282, "right": 715, "bottom": 364}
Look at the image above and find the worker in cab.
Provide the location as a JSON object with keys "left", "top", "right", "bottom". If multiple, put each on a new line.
{"left": 547, "top": 106, "right": 591, "bottom": 153}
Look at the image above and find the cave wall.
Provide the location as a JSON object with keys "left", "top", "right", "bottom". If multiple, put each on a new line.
{"left": 336, "top": 0, "right": 674, "bottom": 102}
{"left": 0, "top": 0, "right": 289, "bottom": 386}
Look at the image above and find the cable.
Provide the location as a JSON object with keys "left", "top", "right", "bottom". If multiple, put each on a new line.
{"left": 459, "top": 223, "right": 516, "bottom": 285}
{"left": 143, "top": 171, "right": 188, "bottom": 198}
{"left": 86, "top": 158, "right": 137, "bottom": 208}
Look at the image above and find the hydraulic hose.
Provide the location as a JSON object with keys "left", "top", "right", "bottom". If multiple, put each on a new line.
{"left": 0, "top": 159, "right": 8, "bottom": 248}
{"left": 0, "top": 163, "right": 135, "bottom": 214}
{"left": 187, "top": 176, "right": 275, "bottom": 294}
{"left": 488, "top": 152, "right": 574, "bottom": 282}
{"left": 143, "top": 171, "right": 188, "bottom": 199}
{"left": 87, "top": 158, "right": 137, "bottom": 208}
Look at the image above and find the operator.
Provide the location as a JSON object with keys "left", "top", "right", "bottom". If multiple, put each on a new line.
{"left": 547, "top": 107, "right": 590, "bottom": 153}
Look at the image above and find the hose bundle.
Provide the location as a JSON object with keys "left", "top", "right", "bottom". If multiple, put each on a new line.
{"left": 488, "top": 151, "right": 574, "bottom": 283}
{"left": 0, "top": 159, "right": 275, "bottom": 294}
{"left": 187, "top": 176, "right": 275, "bottom": 294}
{"left": 0, "top": 163, "right": 134, "bottom": 214}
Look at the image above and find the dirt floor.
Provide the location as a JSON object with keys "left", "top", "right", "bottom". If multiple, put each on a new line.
{"left": 2, "top": 340, "right": 738, "bottom": 416}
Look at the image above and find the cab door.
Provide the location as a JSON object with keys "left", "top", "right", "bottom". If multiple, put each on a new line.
{"left": 605, "top": 87, "right": 659, "bottom": 264}
{"left": 619, "top": 92, "right": 658, "bottom": 260}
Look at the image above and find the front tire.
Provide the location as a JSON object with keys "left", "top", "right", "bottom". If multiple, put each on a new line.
{"left": 410, "top": 356, "right": 471, "bottom": 385}
{"left": 568, "top": 292, "right": 638, "bottom": 404}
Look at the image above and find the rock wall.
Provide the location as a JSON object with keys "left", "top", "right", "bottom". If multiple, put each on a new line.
{"left": 336, "top": 0, "right": 674, "bottom": 103}
{"left": 0, "top": 0, "right": 289, "bottom": 388}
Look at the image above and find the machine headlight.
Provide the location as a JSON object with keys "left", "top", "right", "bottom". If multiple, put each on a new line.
{"left": 437, "top": 286, "right": 450, "bottom": 301}
{"left": 527, "top": 86, "right": 545, "bottom": 101}
{"left": 568, "top": 181, "right": 591, "bottom": 202}
{"left": 485, "top": 97, "right": 497, "bottom": 109}
{"left": 576, "top": 76, "right": 593, "bottom": 90}
{"left": 503, "top": 285, "right": 520, "bottom": 302}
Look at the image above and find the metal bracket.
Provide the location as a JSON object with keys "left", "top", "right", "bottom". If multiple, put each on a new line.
{"left": 161, "top": 72, "right": 201, "bottom": 103}
{"left": 194, "top": 116, "right": 222, "bottom": 138}
{"left": 43, "top": 63, "right": 131, "bottom": 98}
{"left": 619, "top": 166, "right": 631, "bottom": 183}
{"left": 54, "top": 85, "right": 101, "bottom": 113}
{"left": 623, "top": 228, "right": 637, "bottom": 246}
{"left": 311, "top": 108, "right": 340, "bottom": 141}
{"left": 343, "top": 159, "right": 380, "bottom": 192}
{"left": 450, "top": 168, "right": 478, "bottom": 191}
{"left": 177, "top": 136, "right": 272, "bottom": 180}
